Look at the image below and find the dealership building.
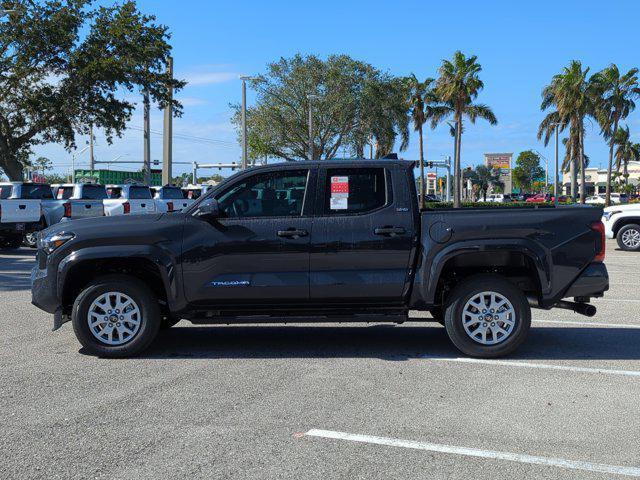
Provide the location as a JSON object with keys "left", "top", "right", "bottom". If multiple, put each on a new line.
{"left": 561, "top": 161, "right": 640, "bottom": 195}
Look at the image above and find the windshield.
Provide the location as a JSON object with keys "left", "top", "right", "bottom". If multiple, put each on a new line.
{"left": 22, "top": 184, "right": 53, "bottom": 199}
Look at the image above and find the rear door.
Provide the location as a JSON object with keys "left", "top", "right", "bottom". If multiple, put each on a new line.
{"left": 309, "top": 165, "right": 415, "bottom": 305}
{"left": 127, "top": 186, "right": 156, "bottom": 214}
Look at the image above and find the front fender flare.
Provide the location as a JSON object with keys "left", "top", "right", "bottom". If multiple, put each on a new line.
{"left": 56, "top": 244, "right": 181, "bottom": 310}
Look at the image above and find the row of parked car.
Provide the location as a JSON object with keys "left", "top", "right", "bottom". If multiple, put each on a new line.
{"left": 0, "top": 182, "right": 212, "bottom": 248}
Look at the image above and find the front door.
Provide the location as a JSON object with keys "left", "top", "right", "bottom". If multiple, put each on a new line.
{"left": 309, "top": 166, "right": 415, "bottom": 305}
{"left": 182, "top": 168, "right": 315, "bottom": 308}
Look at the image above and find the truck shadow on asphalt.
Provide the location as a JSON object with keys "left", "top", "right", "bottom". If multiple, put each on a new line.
{"left": 140, "top": 323, "right": 640, "bottom": 361}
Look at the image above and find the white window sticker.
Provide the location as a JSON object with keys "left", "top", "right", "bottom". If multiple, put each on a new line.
{"left": 330, "top": 176, "right": 349, "bottom": 210}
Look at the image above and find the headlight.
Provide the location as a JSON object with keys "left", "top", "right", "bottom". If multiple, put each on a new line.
{"left": 602, "top": 211, "right": 621, "bottom": 221}
{"left": 38, "top": 232, "right": 75, "bottom": 254}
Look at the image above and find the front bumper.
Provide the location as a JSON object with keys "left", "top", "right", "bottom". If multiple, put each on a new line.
{"left": 30, "top": 251, "right": 60, "bottom": 314}
{"left": 563, "top": 262, "right": 609, "bottom": 299}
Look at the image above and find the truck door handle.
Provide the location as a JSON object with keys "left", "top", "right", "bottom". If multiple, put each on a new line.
{"left": 141, "top": 203, "right": 146, "bottom": 208}
{"left": 277, "top": 228, "right": 308, "bottom": 238}
{"left": 19, "top": 204, "right": 26, "bottom": 209}
{"left": 374, "top": 226, "right": 406, "bottom": 236}
{"left": 85, "top": 204, "right": 91, "bottom": 209}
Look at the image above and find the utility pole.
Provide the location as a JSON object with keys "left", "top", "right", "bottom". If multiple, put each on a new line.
{"left": 143, "top": 90, "right": 151, "bottom": 185}
{"left": 240, "top": 76, "right": 250, "bottom": 170}
{"left": 162, "top": 56, "right": 174, "bottom": 185}
{"left": 307, "top": 94, "right": 319, "bottom": 160}
{"left": 89, "top": 124, "right": 95, "bottom": 170}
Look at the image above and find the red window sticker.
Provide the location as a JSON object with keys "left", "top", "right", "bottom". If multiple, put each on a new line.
{"left": 331, "top": 176, "right": 349, "bottom": 194}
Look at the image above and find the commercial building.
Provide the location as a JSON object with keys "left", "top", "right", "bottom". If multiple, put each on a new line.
{"left": 561, "top": 161, "right": 640, "bottom": 195}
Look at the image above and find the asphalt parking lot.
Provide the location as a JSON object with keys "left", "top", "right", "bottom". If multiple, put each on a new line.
{"left": 1, "top": 239, "right": 639, "bottom": 480}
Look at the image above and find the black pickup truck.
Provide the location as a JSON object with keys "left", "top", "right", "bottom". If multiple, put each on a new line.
{"left": 31, "top": 160, "right": 609, "bottom": 358}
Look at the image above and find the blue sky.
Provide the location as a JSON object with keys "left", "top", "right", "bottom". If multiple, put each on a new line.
{"left": 37, "top": 0, "right": 640, "bottom": 178}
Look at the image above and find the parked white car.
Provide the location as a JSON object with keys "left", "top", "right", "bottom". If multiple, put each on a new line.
{"left": 0, "top": 182, "right": 45, "bottom": 248}
{"left": 485, "top": 193, "right": 511, "bottom": 203}
{"left": 586, "top": 193, "right": 629, "bottom": 204}
{"left": 602, "top": 203, "right": 640, "bottom": 251}
{"left": 103, "top": 184, "right": 157, "bottom": 216}
{"left": 151, "top": 185, "right": 194, "bottom": 213}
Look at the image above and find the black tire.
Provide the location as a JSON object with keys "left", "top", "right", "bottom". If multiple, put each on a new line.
{"left": 71, "top": 275, "right": 161, "bottom": 358}
{"left": 616, "top": 224, "right": 640, "bottom": 252}
{"left": 443, "top": 274, "right": 531, "bottom": 358}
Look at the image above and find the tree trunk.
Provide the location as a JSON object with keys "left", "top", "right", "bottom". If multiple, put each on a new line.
{"left": 0, "top": 154, "right": 24, "bottom": 181}
{"left": 453, "top": 116, "right": 462, "bottom": 208}
{"left": 579, "top": 129, "right": 586, "bottom": 204}
{"left": 570, "top": 138, "right": 577, "bottom": 202}
{"left": 418, "top": 126, "right": 425, "bottom": 209}
{"left": 605, "top": 119, "right": 618, "bottom": 207}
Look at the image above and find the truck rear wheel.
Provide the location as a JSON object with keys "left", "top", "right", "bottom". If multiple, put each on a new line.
{"left": 443, "top": 274, "right": 531, "bottom": 358}
{"left": 71, "top": 275, "right": 161, "bottom": 358}
{"left": 1, "top": 235, "right": 23, "bottom": 249}
{"left": 617, "top": 224, "right": 640, "bottom": 251}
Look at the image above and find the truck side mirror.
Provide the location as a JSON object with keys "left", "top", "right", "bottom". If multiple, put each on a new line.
{"left": 197, "top": 198, "right": 220, "bottom": 218}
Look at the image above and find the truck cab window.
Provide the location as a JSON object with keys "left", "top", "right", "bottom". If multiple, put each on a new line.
{"left": 324, "top": 168, "right": 388, "bottom": 214}
{"left": 216, "top": 170, "right": 308, "bottom": 218}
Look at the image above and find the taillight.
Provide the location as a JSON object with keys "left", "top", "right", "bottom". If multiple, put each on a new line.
{"left": 590, "top": 221, "right": 606, "bottom": 262}
{"left": 123, "top": 202, "right": 131, "bottom": 214}
{"left": 63, "top": 202, "right": 71, "bottom": 218}
{"left": 167, "top": 202, "right": 174, "bottom": 212}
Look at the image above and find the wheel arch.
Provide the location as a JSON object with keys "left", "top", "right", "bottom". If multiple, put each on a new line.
{"left": 416, "top": 239, "right": 549, "bottom": 308}
{"left": 612, "top": 216, "right": 640, "bottom": 237}
{"left": 57, "top": 246, "right": 180, "bottom": 314}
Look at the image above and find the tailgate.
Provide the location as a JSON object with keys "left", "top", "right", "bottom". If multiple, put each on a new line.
{"left": 69, "top": 200, "right": 104, "bottom": 219}
{"left": 0, "top": 199, "right": 41, "bottom": 223}
{"left": 129, "top": 199, "right": 156, "bottom": 215}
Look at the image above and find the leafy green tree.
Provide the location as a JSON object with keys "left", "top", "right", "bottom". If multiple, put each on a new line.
{"left": 590, "top": 65, "right": 640, "bottom": 205}
{"left": 613, "top": 126, "right": 640, "bottom": 188}
{"left": 538, "top": 60, "right": 595, "bottom": 203}
{"left": 232, "top": 54, "right": 409, "bottom": 162}
{"left": 32, "top": 156, "right": 52, "bottom": 175}
{"left": 431, "top": 51, "right": 498, "bottom": 208}
{"left": 0, "top": 0, "right": 184, "bottom": 180}
{"left": 407, "top": 74, "right": 436, "bottom": 208}
{"left": 469, "top": 164, "right": 504, "bottom": 201}
{"left": 44, "top": 172, "right": 68, "bottom": 184}
{"left": 512, "top": 150, "right": 544, "bottom": 193}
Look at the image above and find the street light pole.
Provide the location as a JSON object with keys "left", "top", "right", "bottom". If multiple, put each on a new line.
{"left": 71, "top": 145, "right": 90, "bottom": 183}
{"left": 240, "top": 76, "right": 249, "bottom": 170}
{"left": 162, "top": 56, "right": 174, "bottom": 185}
{"left": 307, "top": 94, "right": 319, "bottom": 160}
{"left": 552, "top": 122, "right": 565, "bottom": 207}
{"left": 143, "top": 90, "right": 151, "bottom": 185}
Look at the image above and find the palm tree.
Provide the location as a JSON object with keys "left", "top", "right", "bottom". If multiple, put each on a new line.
{"left": 613, "top": 126, "right": 640, "bottom": 189}
{"left": 407, "top": 74, "right": 435, "bottom": 208}
{"left": 538, "top": 60, "right": 594, "bottom": 203}
{"left": 590, "top": 65, "right": 640, "bottom": 205}
{"left": 470, "top": 165, "right": 504, "bottom": 201}
{"left": 431, "top": 51, "right": 497, "bottom": 208}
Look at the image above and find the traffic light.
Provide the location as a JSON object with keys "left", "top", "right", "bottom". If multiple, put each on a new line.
{"left": 427, "top": 161, "right": 434, "bottom": 168}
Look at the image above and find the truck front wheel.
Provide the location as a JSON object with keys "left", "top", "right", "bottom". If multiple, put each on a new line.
{"left": 71, "top": 275, "right": 161, "bottom": 358}
{"left": 443, "top": 275, "right": 531, "bottom": 358}
{"left": 617, "top": 224, "right": 640, "bottom": 251}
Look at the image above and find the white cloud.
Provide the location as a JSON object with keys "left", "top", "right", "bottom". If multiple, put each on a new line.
{"left": 183, "top": 71, "right": 238, "bottom": 86}
{"left": 176, "top": 96, "right": 208, "bottom": 107}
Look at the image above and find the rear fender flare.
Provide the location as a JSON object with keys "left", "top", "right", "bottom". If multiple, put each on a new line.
{"left": 420, "top": 239, "right": 550, "bottom": 305}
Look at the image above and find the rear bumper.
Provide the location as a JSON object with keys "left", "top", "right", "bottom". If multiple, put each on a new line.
{"left": 563, "top": 262, "right": 609, "bottom": 299}
{"left": 0, "top": 221, "right": 40, "bottom": 235}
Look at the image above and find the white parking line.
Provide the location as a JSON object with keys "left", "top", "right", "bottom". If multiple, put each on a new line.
{"left": 593, "top": 298, "right": 640, "bottom": 303}
{"left": 431, "top": 357, "right": 640, "bottom": 378}
{"left": 533, "top": 319, "right": 640, "bottom": 328}
{"left": 305, "top": 429, "right": 640, "bottom": 477}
